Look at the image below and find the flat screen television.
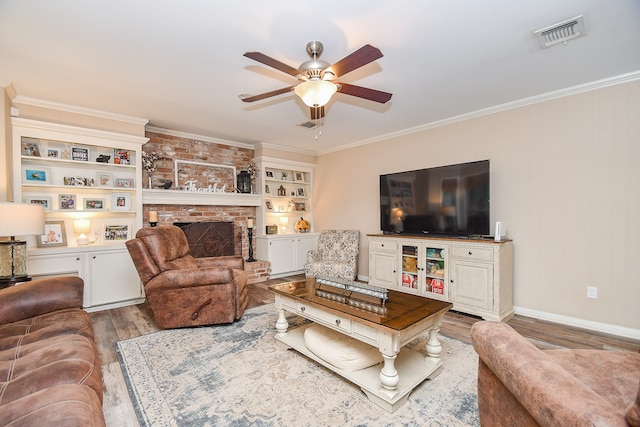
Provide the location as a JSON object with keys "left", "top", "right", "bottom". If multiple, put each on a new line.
{"left": 380, "top": 160, "right": 490, "bottom": 237}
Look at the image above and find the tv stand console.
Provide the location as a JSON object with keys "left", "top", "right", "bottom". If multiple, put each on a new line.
{"left": 368, "top": 234, "right": 514, "bottom": 321}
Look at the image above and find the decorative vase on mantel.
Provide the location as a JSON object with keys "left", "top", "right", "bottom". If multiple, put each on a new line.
{"left": 237, "top": 170, "right": 252, "bottom": 194}
{"left": 146, "top": 174, "right": 153, "bottom": 189}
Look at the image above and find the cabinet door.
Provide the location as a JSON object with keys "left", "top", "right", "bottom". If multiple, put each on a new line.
{"left": 28, "top": 253, "right": 87, "bottom": 305}
{"left": 268, "top": 238, "right": 296, "bottom": 275}
{"left": 423, "top": 245, "right": 448, "bottom": 300}
{"left": 369, "top": 251, "right": 397, "bottom": 288}
{"left": 399, "top": 244, "right": 420, "bottom": 293}
{"left": 450, "top": 260, "right": 493, "bottom": 310}
{"left": 295, "top": 235, "right": 317, "bottom": 271}
{"left": 89, "top": 249, "right": 142, "bottom": 307}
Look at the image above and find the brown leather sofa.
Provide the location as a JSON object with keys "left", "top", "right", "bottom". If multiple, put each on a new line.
{"left": 471, "top": 321, "right": 640, "bottom": 427}
{"left": 126, "top": 225, "right": 248, "bottom": 328}
{"left": 0, "top": 276, "right": 105, "bottom": 427}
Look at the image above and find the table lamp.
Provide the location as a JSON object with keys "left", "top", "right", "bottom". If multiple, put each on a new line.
{"left": 0, "top": 202, "right": 45, "bottom": 286}
{"left": 73, "top": 219, "right": 91, "bottom": 245}
{"left": 280, "top": 216, "right": 289, "bottom": 233}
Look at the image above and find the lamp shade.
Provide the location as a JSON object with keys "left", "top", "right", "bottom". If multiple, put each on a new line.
{"left": 0, "top": 203, "right": 45, "bottom": 237}
{"left": 73, "top": 219, "right": 91, "bottom": 234}
{"left": 294, "top": 80, "right": 337, "bottom": 107}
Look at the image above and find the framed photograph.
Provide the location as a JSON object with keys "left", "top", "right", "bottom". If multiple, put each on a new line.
{"left": 294, "top": 172, "right": 305, "bottom": 182}
{"left": 265, "top": 199, "right": 274, "bottom": 212}
{"left": 84, "top": 198, "right": 105, "bottom": 211}
{"left": 47, "top": 148, "right": 59, "bottom": 158}
{"left": 112, "top": 193, "right": 131, "bottom": 211}
{"left": 115, "top": 177, "right": 134, "bottom": 188}
{"left": 71, "top": 146, "right": 89, "bottom": 162}
{"left": 103, "top": 224, "right": 129, "bottom": 242}
{"left": 114, "top": 149, "right": 130, "bottom": 165}
{"left": 37, "top": 221, "right": 67, "bottom": 248}
{"left": 294, "top": 202, "right": 306, "bottom": 212}
{"left": 24, "top": 168, "right": 50, "bottom": 184}
{"left": 265, "top": 184, "right": 271, "bottom": 194}
{"left": 59, "top": 194, "right": 77, "bottom": 210}
{"left": 297, "top": 187, "right": 306, "bottom": 197}
{"left": 26, "top": 196, "right": 52, "bottom": 210}
{"left": 265, "top": 170, "right": 274, "bottom": 179}
{"left": 22, "top": 141, "right": 41, "bottom": 157}
{"left": 96, "top": 171, "right": 114, "bottom": 187}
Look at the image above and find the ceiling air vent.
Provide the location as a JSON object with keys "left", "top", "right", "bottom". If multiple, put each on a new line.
{"left": 534, "top": 15, "right": 585, "bottom": 48}
{"left": 297, "top": 121, "right": 318, "bottom": 129}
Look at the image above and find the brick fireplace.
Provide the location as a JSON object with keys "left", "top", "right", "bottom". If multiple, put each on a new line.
{"left": 141, "top": 131, "right": 269, "bottom": 283}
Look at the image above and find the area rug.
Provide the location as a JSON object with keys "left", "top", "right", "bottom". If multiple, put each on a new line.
{"left": 116, "top": 304, "right": 479, "bottom": 427}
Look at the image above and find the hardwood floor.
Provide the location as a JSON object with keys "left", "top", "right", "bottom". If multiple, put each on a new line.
{"left": 91, "top": 274, "right": 640, "bottom": 426}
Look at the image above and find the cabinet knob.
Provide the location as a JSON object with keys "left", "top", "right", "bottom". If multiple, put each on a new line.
{"left": 300, "top": 306, "right": 305, "bottom": 312}
{"left": 381, "top": 244, "right": 384, "bottom": 247}
{"left": 93, "top": 256, "right": 96, "bottom": 259}
{"left": 468, "top": 251, "right": 472, "bottom": 255}
{"left": 335, "top": 319, "right": 341, "bottom": 326}
{"left": 76, "top": 257, "right": 80, "bottom": 261}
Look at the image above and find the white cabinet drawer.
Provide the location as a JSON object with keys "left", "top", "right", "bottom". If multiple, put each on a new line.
{"left": 297, "top": 302, "right": 351, "bottom": 332}
{"left": 450, "top": 245, "right": 493, "bottom": 262}
{"left": 369, "top": 239, "right": 397, "bottom": 253}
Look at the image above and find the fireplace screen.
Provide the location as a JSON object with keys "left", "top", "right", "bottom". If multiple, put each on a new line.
{"left": 174, "top": 221, "right": 237, "bottom": 258}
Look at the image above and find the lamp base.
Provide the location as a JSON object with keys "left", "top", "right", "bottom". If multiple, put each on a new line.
{"left": 0, "top": 275, "right": 32, "bottom": 290}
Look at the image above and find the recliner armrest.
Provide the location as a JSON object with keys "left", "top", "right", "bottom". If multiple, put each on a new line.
{"left": 143, "top": 267, "right": 234, "bottom": 292}
{"left": 0, "top": 276, "right": 84, "bottom": 325}
{"left": 471, "top": 321, "right": 628, "bottom": 426}
{"left": 195, "top": 255, "right": 244, "bottom": 270}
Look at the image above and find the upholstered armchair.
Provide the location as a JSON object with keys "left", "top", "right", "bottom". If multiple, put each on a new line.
{"left": 126, "top": 225, "right": 248, "bottom": 329}
{"left": 305, "top": 230, "right": 360, "bottom": 281}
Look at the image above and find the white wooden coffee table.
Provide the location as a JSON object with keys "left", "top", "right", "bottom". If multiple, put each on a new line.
{"left": 269, "top": 278, "right": 452, "bottom": 413}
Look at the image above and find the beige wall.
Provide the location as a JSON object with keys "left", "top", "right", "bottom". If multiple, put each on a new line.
{"left": 314, "top": 79, "right": 640, "bottom": 332}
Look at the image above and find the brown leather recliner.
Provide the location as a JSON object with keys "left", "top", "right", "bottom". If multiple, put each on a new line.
{"left": 126, "top": 225, "right": 248, "bottom": 328}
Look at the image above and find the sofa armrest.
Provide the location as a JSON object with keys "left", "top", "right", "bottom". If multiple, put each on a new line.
{"left": 195, "top": 255, "right": 244, "bottom": 270}
{"left": 471, "top": 321, "right": 629, "bottom": 427}
{"left": 144, "top": 267, "right": 234, "bottom": 292}
{"left": 0, "top": 276, "right": 84, "bottom": 325}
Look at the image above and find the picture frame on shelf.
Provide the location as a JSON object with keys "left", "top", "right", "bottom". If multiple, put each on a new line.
{"left": 112, "top": 193, "right": 131, "bottom": 211}
{"left": 21, "top": 141, "right": 41, "bottom": 157}
{"left": 96, "top": 171, "right": 114, "bottom": 187}
{"left": 265, "top": 170, "right": 274, "bottom": 179}
{"left": 71, "top": 146, "right": 89, "bottom": 162}
{"left": 84, "top": 198, "right": 105, "bottom": 211}
{"left": 114, "top": 149, "right": 130, "bottom": 165}
{"left": 297, "top": 187, "right": 306, "bottom": 197}
{"left": 265, "top": 184, "right": 271, "bottom": 194}
{"left": 59, "top": 193, "right": 77, "bottom": 210}
{"left": 265, "top": 199, "right": 274, "bottom": 212}
{"left": 25, "top": 196, "right": 52, "bottom": 211}
{"left": 294, "top": 172, "right": 305, "bottom": 182}
{"left": 47, "top": 148, "right": 59, "bottom": 158}
{"left": 103, "top": 224, "right": 129, "bottom": 242}
{"left": 37, "top": 221, "right": 67, "bottom": 248}
{"left": 294, "top": 202, "right": 306, "bottom": 212}
{"left": 24, "top": 168, "right": 50, "bottom": 184}
{"left": 115, "top": 177, "right": 134, "bottom": 188}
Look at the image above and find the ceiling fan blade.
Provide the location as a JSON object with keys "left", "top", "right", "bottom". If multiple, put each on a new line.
{"left": 310, "top": 106, "right": 325, "bottom": 120}
{"left": 336, "top": 83, "right": 392, "bottom": 104}
{"left": 239, "top": 86, "right": 295, "bottom": 103}
{"left": 330, "top": 45, "right": 383, "bottom": 77}
{"left": 243, "top": 51, "right": 300, "bottom": 77}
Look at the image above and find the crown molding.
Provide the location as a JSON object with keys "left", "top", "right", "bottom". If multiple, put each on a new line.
{"left": 318, "top": 70, "right": 640, "bottom": 155}
{"left": 12, "top": 95, "right": 149, "bottom": 126}
{"left": 257, "top": 141, "right": 316, "bottom": 157}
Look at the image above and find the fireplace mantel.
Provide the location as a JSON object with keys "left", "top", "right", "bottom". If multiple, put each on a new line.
{"left": 142, "top": 189, "right": 262, "bottom": 206}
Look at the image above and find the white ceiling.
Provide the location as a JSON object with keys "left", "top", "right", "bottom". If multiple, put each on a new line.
{"left": 1, "top": 0, "right": 639, "bottom": 154}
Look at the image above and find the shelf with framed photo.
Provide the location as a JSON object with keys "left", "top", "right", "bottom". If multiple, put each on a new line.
{"left": 12, "top": 117, "right": 147, "bottom": 311}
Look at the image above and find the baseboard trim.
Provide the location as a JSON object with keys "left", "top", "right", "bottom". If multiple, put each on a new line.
{"left": 514, "top": 306, "right": 640, "bottom": 341}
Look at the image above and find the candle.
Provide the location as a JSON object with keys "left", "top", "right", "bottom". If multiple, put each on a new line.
{"left": 247, "top": 218, "right": 254, "bottom": 229}
{"left": 148, "top": 211, "right": 158, "bottom": 223}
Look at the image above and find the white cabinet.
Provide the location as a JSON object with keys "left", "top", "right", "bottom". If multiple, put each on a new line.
{"left": 12, "top": 118, "right": 148, "bottom": 311}
{"left": 28, "top": 246, "right": 144, "bottom": 310}
{"left": 256, "top": 233, "right": 318, "bottom": 278}
{"left": 368, "top": 235, "right": 513, "bottom": 321}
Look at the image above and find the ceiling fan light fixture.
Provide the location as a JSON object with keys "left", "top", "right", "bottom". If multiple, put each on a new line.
{"left": 294, "top": 80, "right": 337, "bottom": 107}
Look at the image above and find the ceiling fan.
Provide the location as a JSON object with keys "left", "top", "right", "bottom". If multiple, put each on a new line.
{"left": 240, "top": 41, "right": 392, "bottom": 119}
